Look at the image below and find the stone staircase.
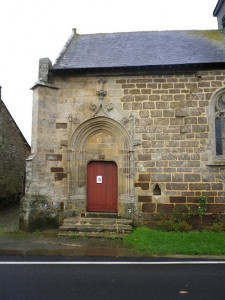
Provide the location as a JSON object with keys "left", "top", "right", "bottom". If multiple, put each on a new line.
{"left": 58, "top": 213, "right": 133, "bottom": 238}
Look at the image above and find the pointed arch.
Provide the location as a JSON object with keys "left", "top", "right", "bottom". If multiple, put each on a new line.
{"left": 209, "top": 87, "right": 225, "bottom": 160}
{"left": 67, "top": 116, "right": 134, "bottom": 216}
{"left": 70, "top": 116, "right": 132, "bottom": 151}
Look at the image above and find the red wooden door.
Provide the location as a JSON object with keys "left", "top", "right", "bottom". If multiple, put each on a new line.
{"left": 87, "top": 161, "right": 117, "bottom": 212}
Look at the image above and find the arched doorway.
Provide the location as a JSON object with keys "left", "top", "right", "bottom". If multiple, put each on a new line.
{"left": 68, "top": 116, "right": 134, "bottom": 217}
{"left": 87, "top": 161, "right": 117, "bottom": 212}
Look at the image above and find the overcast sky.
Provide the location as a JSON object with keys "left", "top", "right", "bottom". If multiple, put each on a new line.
{"left": 0, "top": 0, "right": 218, "bottom": 144}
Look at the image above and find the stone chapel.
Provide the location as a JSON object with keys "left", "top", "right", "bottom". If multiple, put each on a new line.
{"left": 20, "top": 4, "right": 225, "bottom": 234}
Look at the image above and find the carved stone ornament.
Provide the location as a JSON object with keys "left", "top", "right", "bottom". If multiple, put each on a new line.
{"left": 133, "top": 139, "right": 141, "bottom": 146}
{"left": 67, "top": 114, "right": 80, "bottom": 124}
{"left": 72, "top": 117, "right": 80, "bottom": 124}
{"left": 96, "top": 78, "right": 107, "bottom": 101}
{"left": 121, "top": 117, "right": 129, "bottom": 125}
{"left": 96, "top": 90, "right": 107, "bottom": 98}
{"left": 89, "top": 104, "right": 97, "bottom": 111}
{"left": 215, "top": 94, "right": 225, "bottom": 118}
{"left": 60, "top": 140, "right": 68, "bottom": 146}
{"left": 106, "top": 103, "right": 113, "bottom": 111}
{"left": 99, "top": 154, "right": 105, "bottom": 160}
{"left": 68, "top": 114, "right": 73, "bottom": 122}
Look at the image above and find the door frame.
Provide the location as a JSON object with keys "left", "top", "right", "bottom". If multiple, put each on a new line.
{"left": 87, "top": 161, "right": 118, "bottom": 212}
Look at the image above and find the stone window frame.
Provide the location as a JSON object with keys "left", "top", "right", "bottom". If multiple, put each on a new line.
{"left": 208, "top": 87, "right": 225, "bottom": 166}
{"left": 222, "top": 15, "right": 225, "bottom": 29}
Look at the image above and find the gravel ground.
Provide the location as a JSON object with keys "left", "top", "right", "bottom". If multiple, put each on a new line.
{"left": 0, "top": 205, "right": 20, "bottom": 232}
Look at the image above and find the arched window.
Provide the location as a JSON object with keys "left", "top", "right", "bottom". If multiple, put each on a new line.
{"left": 209, "top": 88, "right": 225, "bottom": 164}
{"left": 153, "top": 184, "right": 161, "bottom": 195}
{"left": 215, "top": 93, "right": 225, "bottom": 155}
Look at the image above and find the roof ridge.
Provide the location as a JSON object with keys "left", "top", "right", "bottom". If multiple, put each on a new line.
{"left": 70, "top": 29, "right": 221, "bottom": 37}
{"left": 53, "top": 31, "right": 77, "bottom": 67}
{"left": 213, "top": 0, "right": 225, "bottom": 16}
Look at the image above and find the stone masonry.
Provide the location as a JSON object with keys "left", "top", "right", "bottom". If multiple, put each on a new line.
{"left": 0, "top": 95, "right": 31, "bottom": 210}
{"left": 20, "top": 66, "right": 225, "bottom": 230}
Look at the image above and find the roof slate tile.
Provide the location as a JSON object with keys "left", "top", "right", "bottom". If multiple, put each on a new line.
{"left": 53, "top": 30, "right": 225, "bottom": 70}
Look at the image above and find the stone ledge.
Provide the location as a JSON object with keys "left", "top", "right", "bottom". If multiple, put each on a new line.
{"left": 207, "top": 161, "right": 225, "bottom": 166}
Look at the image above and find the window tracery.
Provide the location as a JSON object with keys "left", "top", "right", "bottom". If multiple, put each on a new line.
{"left": 215, "top": 93, "right": 225, "bottom": 155}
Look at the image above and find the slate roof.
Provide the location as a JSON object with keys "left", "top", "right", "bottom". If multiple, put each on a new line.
{"left": 213, "top": 0, "right": 225, "bottom": 16}
{"left": 53, "top": 30, "right": 225, "bottom": 70}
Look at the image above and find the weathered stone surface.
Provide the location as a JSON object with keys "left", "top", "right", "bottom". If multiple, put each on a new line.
{"left": 102, "top": 219, "right": 116, "bottom": 225}
{"left": 142, "top": 203, "right": 156, "bottom": 213}
{"left": 184, "top": 174, "right": 201, "bottom": 182}
{"left": 152, "top": 174, "right": 171, "bottom": 182}
{"left": 215, "top": 197, "right": 225, "bottom": 203}
{"left": 46, "top": 154, "right": 62, "bottom": 161}
{"left": 134, "top": 183, "right": 149, "bottom": 190}
{"left": 19, "top": 195, "right": 60, "bottom": 232}
{"left": 22, "top": 68, "right": 225, "bottom": 231}
{"left": 189, "top": 183, "right": 210, "bottom": 191}
{"left": 51, "top": 167, "right": 64, "bottom": 172}
{"left": 56, "top": 123, "right": 67, "bottom": 129}
{"left": 55, "top": 173, "right": 67, "bottom": 181}
{"left": 138, "top": 196, "right": 152, "bottom": 202}
{"left": 59, "top": 216, "right": 133, "bottom": 237}
{"left": 170, "top": 196, "right": 186, "bottom": 203}
{"left": 116, "top": 219, "right": 133, "bottom": 225}
{"left": 117, "top": 224, "right": 133, "bottom": 231}
{"left": 166, "top": 183, "right": 188, "bottom": 190}
{"left": 75, "top": 225, "right": 104, "bottom": 232}
{"left": 0, "top": 100, "right": 30, "bottom": 210}
{"left": 138, "top": 174, "right": 150, "bottom": 181}
{"left": 157, "top": 204, "right": 173, "bottom": 213}
{"left": 207, "top": 204, "right": 225, "bottom": 213}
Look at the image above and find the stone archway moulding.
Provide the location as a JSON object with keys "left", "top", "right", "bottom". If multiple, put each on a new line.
{"left": 67, "top": 116, "right": 135, "bottom": 216}
{"left": 70, "top": 116, "right": 132, "bottom": 150}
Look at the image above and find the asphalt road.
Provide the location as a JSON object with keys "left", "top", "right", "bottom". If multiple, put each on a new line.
{"left": 0, "top": 256, "right": 225, "bottom": 300}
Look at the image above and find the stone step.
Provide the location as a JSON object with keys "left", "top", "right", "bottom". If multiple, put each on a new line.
{"left": 58, "top": 216, "right": 133, "bottom": 238}
{"left": 85, "top": 212, "right": 121, "bottom": 219}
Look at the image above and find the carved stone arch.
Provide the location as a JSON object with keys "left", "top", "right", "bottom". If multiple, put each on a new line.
{"left": 67, "top": 116, "right": 135, "bottom": 217}
{"left": 210, "top": 86, "right": 225, "bottom": 108}
{"left": 71, "top": 117, "right": 131, "bottom": 150}
{"left": 208, "top": 87, "right": 225, "bottom": 159}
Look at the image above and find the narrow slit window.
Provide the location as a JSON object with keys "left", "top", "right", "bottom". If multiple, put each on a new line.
{"left": 215, "top": 116, "right": 223, "bottom": 155}
{"left": 153, "top": 184, "right": 161, "bottom": 195}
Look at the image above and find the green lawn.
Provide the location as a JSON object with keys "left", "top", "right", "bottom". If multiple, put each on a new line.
{"left": 123, "top": 227, "right": 225, "bottom": 256}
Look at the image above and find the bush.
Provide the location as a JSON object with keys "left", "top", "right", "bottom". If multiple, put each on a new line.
{"left": 156, "top": 205, "right": 192, "bottom": 232}
{"left": 204, "top": 222, "right": 225, "bottom": 233}
{"left": 156, "top": 219, "right": 192, "bottom": 232}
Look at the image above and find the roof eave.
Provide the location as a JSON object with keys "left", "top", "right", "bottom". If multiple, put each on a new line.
{"left": 52, "top": 62, "right": 225, "bottom": 75}
{"left": 213, "top": 0, "right": 225, "bottom": 16}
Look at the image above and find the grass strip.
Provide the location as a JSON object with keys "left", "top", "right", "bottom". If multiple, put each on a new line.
{"left": 124, "top": 227, "right": 225, "bottom": 255}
